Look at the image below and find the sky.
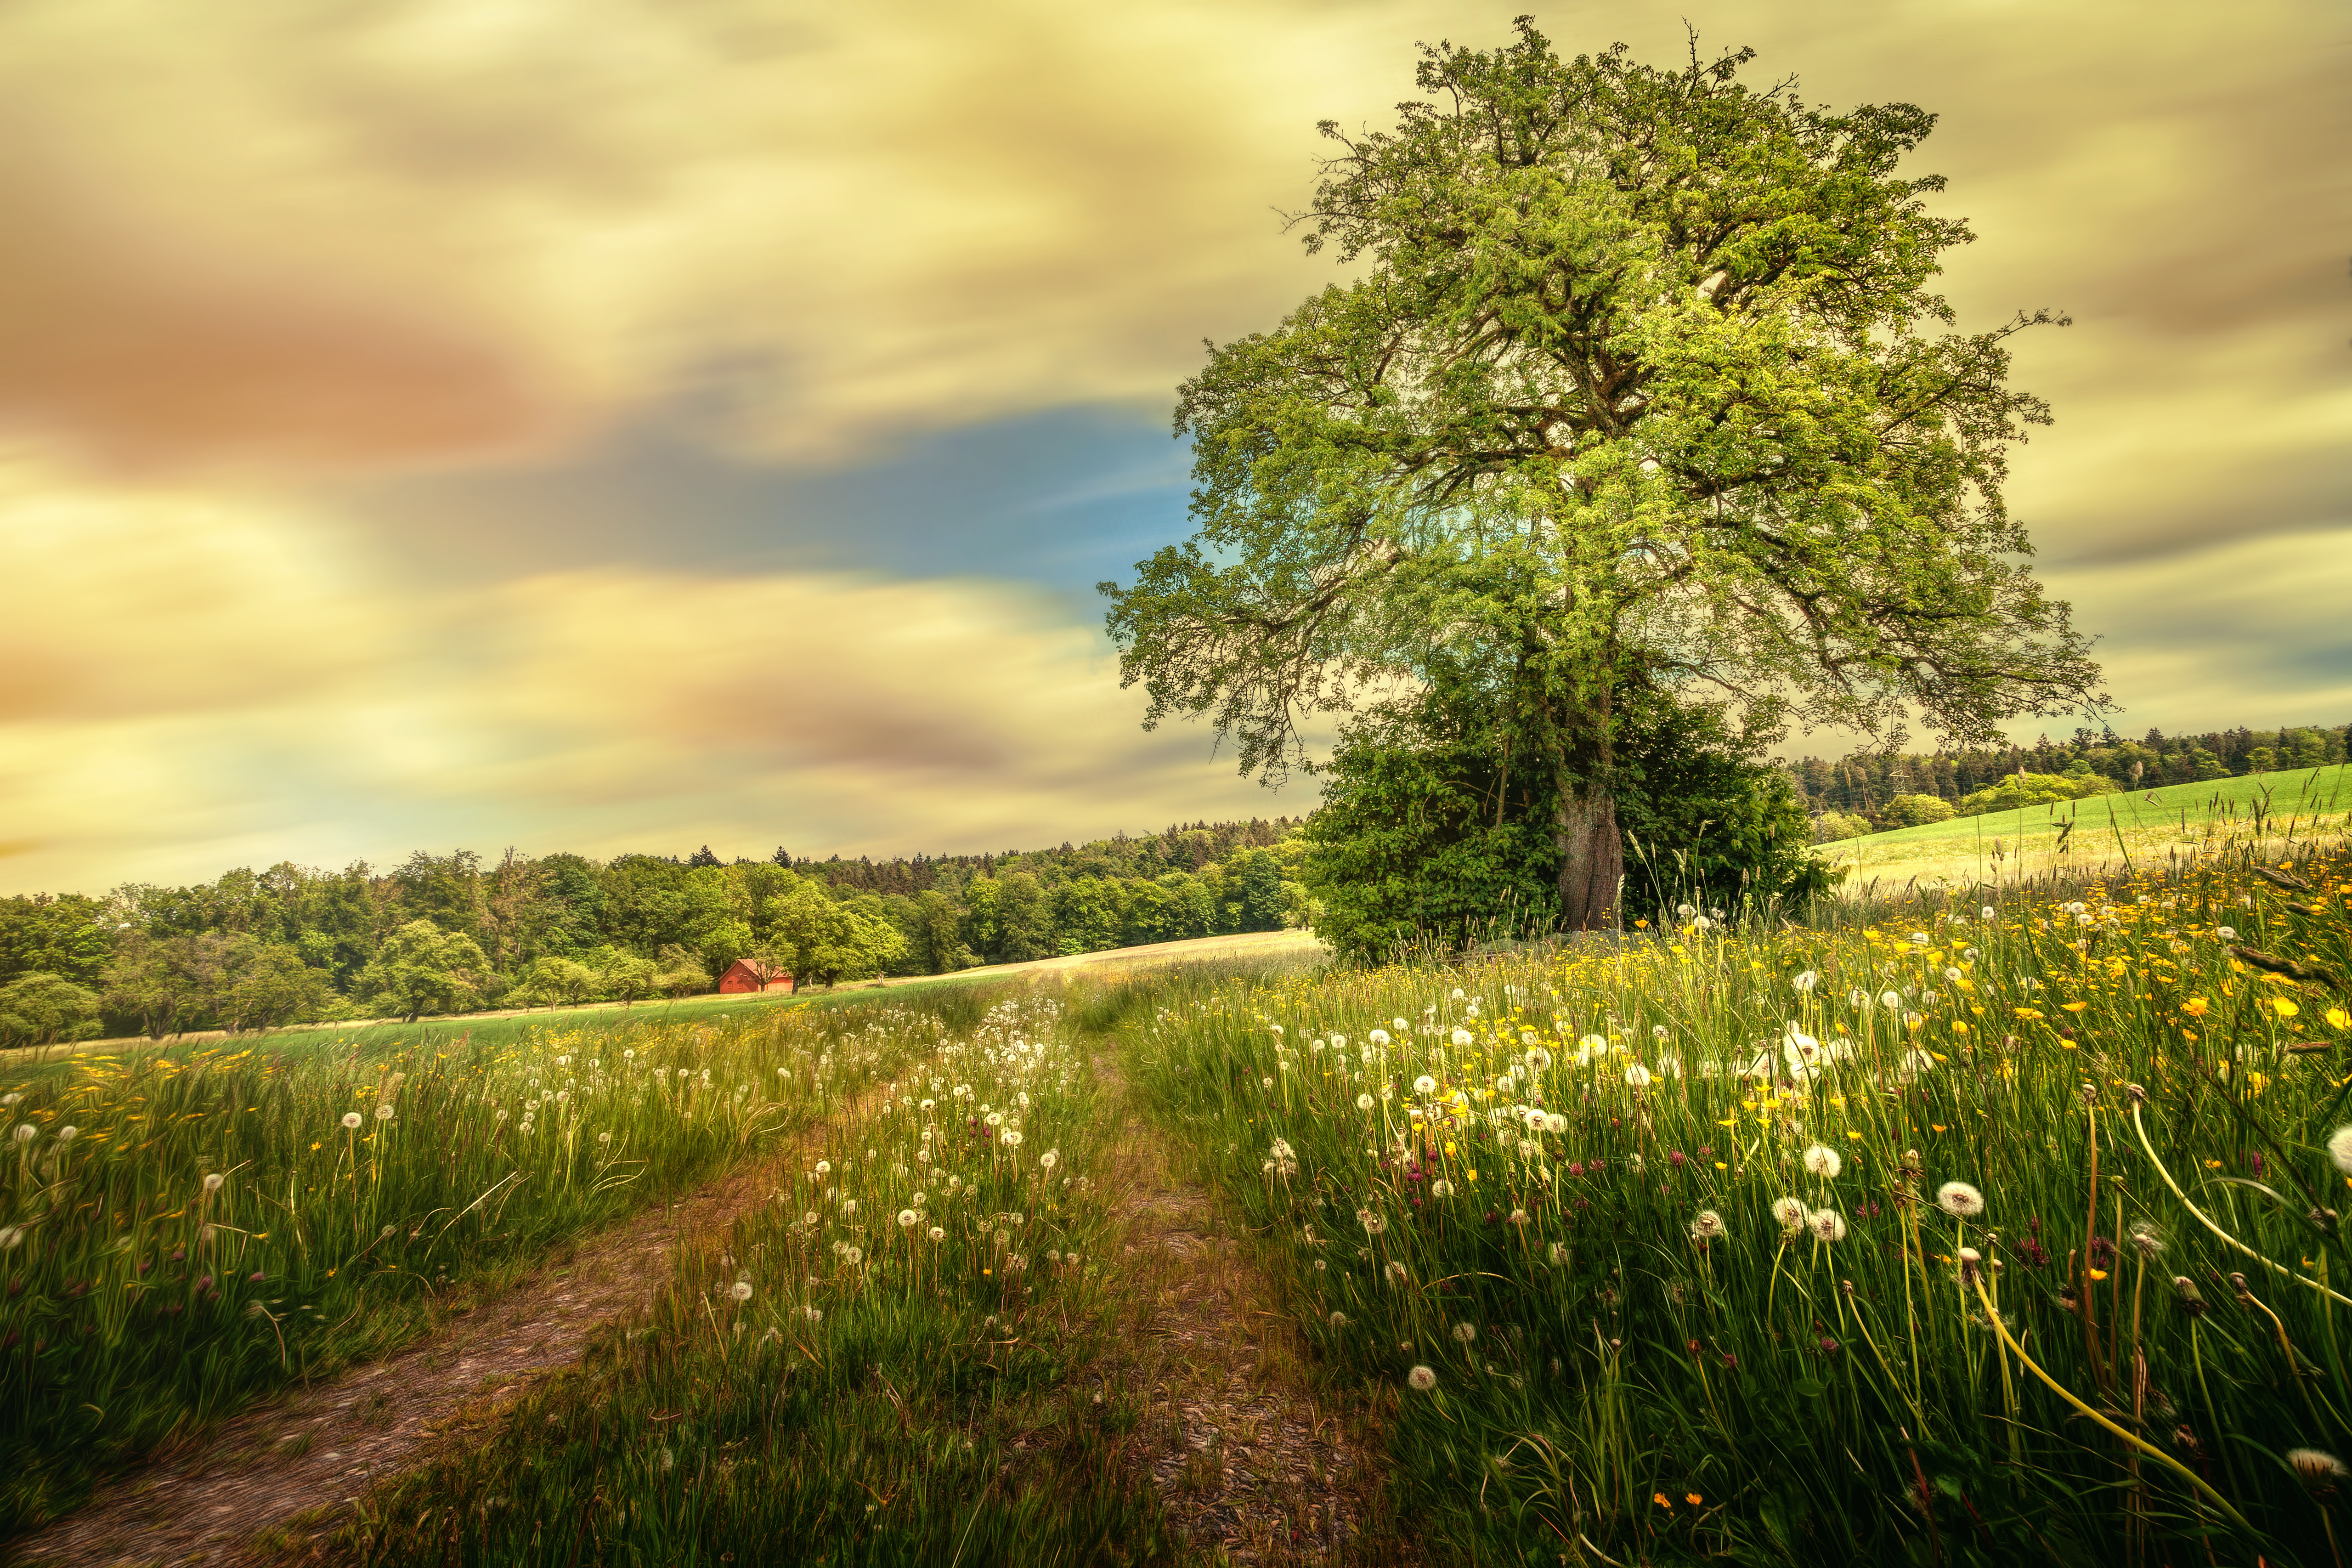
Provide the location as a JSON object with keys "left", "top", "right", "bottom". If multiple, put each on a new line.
{"left": 1, "top": 0, "right": 2345, "bottom": 895}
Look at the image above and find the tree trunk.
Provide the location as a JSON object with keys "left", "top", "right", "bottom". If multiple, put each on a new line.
{"left": 1551, "top": 678, "right": 1621, "bottom": 931}
{"left": 1555, "top": 784, "right": 1622, "bottom": 930}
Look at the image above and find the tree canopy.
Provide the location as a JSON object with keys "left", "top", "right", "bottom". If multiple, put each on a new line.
{"left": 1104, "top": 21, "right": 2103, "bottom": 927}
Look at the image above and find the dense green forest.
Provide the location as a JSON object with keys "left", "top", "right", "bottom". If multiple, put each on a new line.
{"left": 1782, "top": 719, "right": 2349, "bottom": 838}
{"left": 0, "top": 819, "right": 1306, "bottom": 1043}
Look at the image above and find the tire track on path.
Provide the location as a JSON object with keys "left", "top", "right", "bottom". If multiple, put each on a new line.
{"left": 11, "top": 1101, "right": 885, "bottom": 1568}
{"left": 1091, "top": 1052, "right": 1410, "bottom": 1568}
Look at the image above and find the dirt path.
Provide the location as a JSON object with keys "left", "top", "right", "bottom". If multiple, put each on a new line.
{"left": 1091, "top": 1055, "right": 1404, "bottom": 1567}
{"left": 10, "top": 1114, "right": 877, "bottom": 1568}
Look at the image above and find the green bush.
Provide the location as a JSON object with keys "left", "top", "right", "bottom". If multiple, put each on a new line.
{"left": 1809, "top": 810, "right": 1875, "bottom": 843}
{"left": 1885, "top": 793, "right": 1956, "bottom": 826}
{"left": 1956, "top": 769, "right": 2116, "bottom": 817}
{"left": 1303, "top": 683, "right": 1827, "bottom": 961}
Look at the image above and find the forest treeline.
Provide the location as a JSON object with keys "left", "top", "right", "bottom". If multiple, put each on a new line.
{"left": 0, "top": 819, "right": 1306, "bottom": 1043}
{"left": 1782, "top": 721, "right": 2350, "bottom": 839}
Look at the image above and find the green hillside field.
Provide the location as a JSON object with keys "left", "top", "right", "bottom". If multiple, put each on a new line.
{"left": 1815, "top": 760, "right": 2352, "bottom": 887}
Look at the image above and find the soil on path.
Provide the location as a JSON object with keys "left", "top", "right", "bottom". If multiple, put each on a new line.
{"left": 9, "top": 1117, "right": 874, "bottom": 1568}
{"left": 1091, "top": 1055, "right": 1408, "bottom": 1568}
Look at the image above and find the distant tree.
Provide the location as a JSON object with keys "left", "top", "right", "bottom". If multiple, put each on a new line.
{"left": 1051, "top": 879, "right": 1119, "bottom": 957}
{"left": 1228, "top": 850, "right": 1288, "bottom": 934}
{"left": 599, "top": 951, "right": 662, "bottom": 1006}
{"left": 0, "top": 894, "right": 113, "bottom": 988}
{"left": 100, "top": 933, "right": 228, "bottom": 1038}
{"left": 1810, "top": 811, "right": 1875, "bottom": 844}
{"left": 513, "top": 955, "right": 601, "bottom": 1009}
{"left": 215, "top": 938, "right": 336, "bottom": 1032}
{"left": 686, "top": 845, "right": 724, "bottom": 868}
{"left": 1105, "top": 23, "right": 2102, "bottom": 929}
{"left": 765, "top": 885, "right": 905, "bottom": 987}
{"left": 697, "top": 919, "right": 756, "bottom": 980}
{"left": 771, "top": 847, "right": 794, "bottom": 867}
{"left": 655, "top": 944, "right": 712, "bottom": 997}
{"left": 905, "top": 890, "right": 977, "bottom": 974}
{"left": 1885, "top": 794, "right": 1956, "bottom": 827}
{"left": 352, "top": 921, "right": 496, "bottom": 1023}
{"left": 0, "top": 973, "right": 102, "bottom": 1047}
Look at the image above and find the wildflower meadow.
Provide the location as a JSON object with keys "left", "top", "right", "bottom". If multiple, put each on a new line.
{"left": 1135, "top": 840, "right": 2352, "bottom": 1563}
{"left": 6, "top": 832, "right": 2352, "bottom": 1565}
{"left": 329, "top": 991, "right": 1169, "bottom": 1565}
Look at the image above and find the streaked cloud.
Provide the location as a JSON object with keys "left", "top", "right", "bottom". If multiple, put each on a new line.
{"left": 0, "top": 464, "right": 1283, "bottom": 892}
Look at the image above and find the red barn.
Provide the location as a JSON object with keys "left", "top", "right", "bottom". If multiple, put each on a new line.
{"left": 717, "top": 959, "right": 794, "bottom": 995}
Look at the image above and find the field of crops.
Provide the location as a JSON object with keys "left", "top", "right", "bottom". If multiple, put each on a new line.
{"left": 8, "top": 834, "right": 2352, "bottom": 1565}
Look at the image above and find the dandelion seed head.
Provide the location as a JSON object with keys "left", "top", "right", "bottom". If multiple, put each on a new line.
{"left": 1690, "top": 1210, "right": 1725, "bottom": 1240}
{"left": 1771, "top": 1197, "right": 1809, "bottom": 1228}
{"left": 1808, "top": 1208, "right": 1848, "bottom": 1243}
{"left": 1802, "top": 1145, "right": 1842, "bottom": 1179}
{"left": 1408, "top": 1365, "right": 1437, "bottom": 1392}
{"left": 1937, "top": 1181, "right": 1985, "bottom": 1218}
{"left": 1452, "top": 1321, "right": 1477, "bottom": 1342}
{"left": 2290, "top": 1449, "right": 2348, "bottom": 1483}
{"left": 1413, "top": 1075, "right": 1437, "bottom": 1096}
{"left": 339, "top": 1112, "right": 363, "bottom": 1130}
{"left": 729, "top": 1280, "right": 753, "bottom": 1302}
{"left": 202, "top": 1172, "right": 224, "bottom": 1193}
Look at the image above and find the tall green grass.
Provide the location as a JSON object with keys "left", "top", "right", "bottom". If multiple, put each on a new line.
{"left": 0, "top": 998, "right": 951, "bottom": 1535}
{"left": 1131, "top": 841, "right": 2352, "bottom": 1563}
{"left": 329, "top": 987, "right": 1178, "bottom": 1567}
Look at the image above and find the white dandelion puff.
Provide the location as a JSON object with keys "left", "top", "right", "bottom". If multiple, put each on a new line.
{"left": 1802, "top": 1145, "right": 1842, "bottom": 1179}
{"left": 1936, "top": 1181, "right": 1985, "bottom": 1218}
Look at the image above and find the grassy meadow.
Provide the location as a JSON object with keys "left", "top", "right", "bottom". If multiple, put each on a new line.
{"left": 0, "top": 990, "right": 961, "bottom": 1534}
{"left": 8, "top": 809, "right": 2352, "bottom": 1564}
{"left": 327, "top": 989, "right": 1183, "bottom": 1567}
{"left": 1132, "top": 838, "right": 2352, "bottom": 1563}
{"left": 1818, "top": 763, "right": 2352, "bottom": 891}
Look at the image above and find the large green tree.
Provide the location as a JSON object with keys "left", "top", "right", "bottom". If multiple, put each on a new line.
{"left": 1103, "top": 23, "right": 2102, "bottom": 927}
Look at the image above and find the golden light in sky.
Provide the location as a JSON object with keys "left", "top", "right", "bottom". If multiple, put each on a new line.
{"left": 2, "top": 0, "right": 2343, "bottom": 893}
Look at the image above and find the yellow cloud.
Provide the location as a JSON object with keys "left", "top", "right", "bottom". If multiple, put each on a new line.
{"left": 3, "top": 0, "right": 2327, "bottom": 495}
{"left": 0, "top": 468, "right": 1286, "bottom": 893}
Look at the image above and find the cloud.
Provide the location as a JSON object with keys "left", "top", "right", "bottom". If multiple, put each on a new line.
{"left": 0, "top": 468, "right": 1290, "bottom": 894}
{"left": 0, "top": 144, "right": 553, "bottom": 472}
